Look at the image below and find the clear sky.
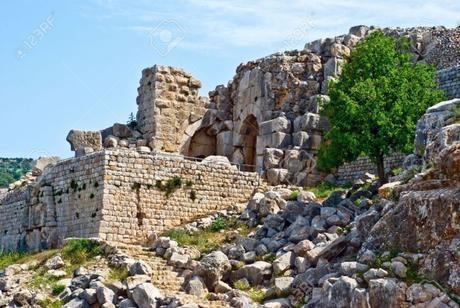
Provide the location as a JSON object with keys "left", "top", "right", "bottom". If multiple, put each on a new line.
{"left": 1, "top": 0, "right": 459, "bottom": 159}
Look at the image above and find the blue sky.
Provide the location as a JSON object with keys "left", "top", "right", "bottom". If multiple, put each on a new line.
{"left": 1, "top": 0, "right": 459, "bottom": 159}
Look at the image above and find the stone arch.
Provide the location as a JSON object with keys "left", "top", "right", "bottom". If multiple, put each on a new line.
{"left": 186, "top": 127, "right": 216, "bottom": 158}
{"left": 239, "top": 114, "right": 259, "bottom": 169}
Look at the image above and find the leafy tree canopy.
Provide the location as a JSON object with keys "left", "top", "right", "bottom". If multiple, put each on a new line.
{"left": 318, "top": 31, "right": 445, "bottom": 182}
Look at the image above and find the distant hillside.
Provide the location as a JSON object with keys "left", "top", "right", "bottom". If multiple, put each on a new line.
{"left": 0, "top": 158, "right": 33, "bottom": 188}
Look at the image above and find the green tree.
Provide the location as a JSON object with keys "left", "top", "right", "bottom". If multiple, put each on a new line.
{"left": 318, "top": 31, "right": 445, "bottom": 183}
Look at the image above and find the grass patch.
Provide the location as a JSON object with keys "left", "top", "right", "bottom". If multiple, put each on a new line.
{"left": 307, "top": 181, "right": 352, "bottom": 199}
{"left": 234, "top": 279, "right": 250, "bottom": 291}
{"left": 0, "top": 249, "right": 57, "bottom": 271}
{"left": 28, "top": 267, "right": 59, "bottom": 289}
{"left": 106, "top": 267, "right": 129, "bottom": 284}
{"left": 263, "top": 254, "right": 277, "bottom": 263}
{"left": 372, "top": 250, "right": 398, "bottom": 268}
{"left": 61, "top": 239, "right": 102, "bottom": 266}
{"left": 287, "top": 191, "right": 299, "bottom": 201}
{"left": 247, "top": 288, "right": 266, "bottom": 303}
{"left": 37, "top": 298, "right": 63, "bottom": 308}
{"left": 166, "top": 228, "right": 226, "bottom": 254}
{"left": 166, "top": 216, "right": 241, "bottom": 254}
{"left": 51, "top": 284, "right": 66, "bottom": 296}
{"left": 0, "top": 251, "right": 27, "bottom": 270}
{"left": 233, "top": 280, "right": 266, "bottom": 303}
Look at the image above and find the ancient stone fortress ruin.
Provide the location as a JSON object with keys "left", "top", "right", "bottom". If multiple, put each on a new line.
{"left": 1, "top": 25, "right": 460, "bottom": 252}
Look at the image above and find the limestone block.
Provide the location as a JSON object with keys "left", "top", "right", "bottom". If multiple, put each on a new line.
{"left": 305, "top": 38, "right": 325, "bottom": 54}
{"left": 266, "top": 168, "right": 289, "bottom": 185}
{"left": 259, "top": 117, "right": 292, "bottom": 135}
{"left": 330, "top": 43, "right": 351, "bottom": 58}
{"left": 66, "top": 130, "right": 103, "bottom": 152}
{"left": 112, "top": 123, "right": 133, "bottom": 139}
{"left": 263, "top": 148, "right": 284, "bottom": 169}
{"left": 323, "top": 57, "right": 344, "bottom": 80}
{"left": 293, "top": 131, "right": 309, "bottom": 148}
{"left": 216, "top": 131, "right": 233, "bottom": 158}
{"left": 349, "top": 25, "right": 369, "bottom": 37}
{"left": 294, "top": 113, "right": 328, "bottom": 132}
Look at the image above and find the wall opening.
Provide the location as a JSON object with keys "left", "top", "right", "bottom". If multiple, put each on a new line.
{"left": 240, "top": 115, "right": 259, "bottom": 171}
{"left": 187, "top": 127, "right": 217, "bottom": 158}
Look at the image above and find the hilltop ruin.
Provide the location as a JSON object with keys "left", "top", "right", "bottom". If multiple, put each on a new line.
{"left": 1, "top": 25, "right": 460, "bottom": 253}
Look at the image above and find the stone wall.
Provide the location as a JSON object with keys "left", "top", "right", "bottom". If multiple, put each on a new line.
{"left": 0, "top": 152, "right": 105, "bottom": 252}
{"left": 0, "top": 149, "right": 259, "bottom": 251}
{"left": 337, "top": 153, "right": 406, "bottom": 182}
{"left": 99, "top": 149, "right": 259, "bottom": 244}
{"left": 437, "top": 66, "right": 460, "bottom": 100}
{"left": 136, "top": 65, "right": 208, "bottom": 153}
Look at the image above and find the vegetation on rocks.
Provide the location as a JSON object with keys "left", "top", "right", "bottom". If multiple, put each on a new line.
{"left": 307, "top": 181, "right": 352, "bottom": 199}
{"left": 318, "top": 31, "right": 445, "bottom": 183}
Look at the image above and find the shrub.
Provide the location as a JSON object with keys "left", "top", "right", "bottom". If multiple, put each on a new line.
{"left": 248, "top": 288, "right": 266, "bottom": 303}
{"left": 127, "top": 112, "right": 138, "bottom": 129}
{"left": 211, "top": 217, "right": 226, "bottom": 232}
{"left": 155, "top": 176, "right": 183, "bottom": 197}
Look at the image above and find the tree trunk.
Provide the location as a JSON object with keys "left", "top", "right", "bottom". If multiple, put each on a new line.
{"left": 376, "top": 154, "right": 387, "bottom": 185}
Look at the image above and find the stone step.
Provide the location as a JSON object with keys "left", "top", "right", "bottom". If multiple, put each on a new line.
{"left": 118, "top": 245, "right": 229, "bottom": 307}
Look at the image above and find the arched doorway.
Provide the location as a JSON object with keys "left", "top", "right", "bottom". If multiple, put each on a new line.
{"left": 240, "top": 115, "right": 259, "bottom": 170}
{"left": 187, "top": 127, "right": 216, "bottom": 158}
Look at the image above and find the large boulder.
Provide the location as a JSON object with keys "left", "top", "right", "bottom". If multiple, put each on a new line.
{"left": 414, "top": 98, "right": 460, "bottom": 159}
{"left": 319, "top": 276, "right": 358, "bottom": 308}
{"left": 368, "top": 278, "right": 407, "bottom": 308}
{"left": 361, "top": 184, "right": 460, "bottom": 293}
{"left": 195, "top": 251, "right": 231, "bottom": 290}
{"left": 131, "top": 283, "right": 163, "bottom": 308}
{"left": 235, "top": 261, "right": 272, "bottom": 286}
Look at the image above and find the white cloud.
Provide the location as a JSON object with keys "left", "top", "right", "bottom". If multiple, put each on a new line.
{"left": 88, "top": 0, "right": 460, "bottom": 53}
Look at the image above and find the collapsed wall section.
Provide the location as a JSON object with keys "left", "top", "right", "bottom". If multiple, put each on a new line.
{"left": 99, "top": 149, "right": 259, "bottom": 245}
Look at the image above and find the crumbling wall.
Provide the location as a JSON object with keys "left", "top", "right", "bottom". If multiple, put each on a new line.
{"left": 0, "top": 152, "right": 105, "bottom": 252}
{"left": 0, "top": 149, "right": 259, "bottom": 251}
{"left": 99, "top": 149, "right": 259, "bottom": 244}
{"left": 136, "top": 65, "right": 208, "bottom": 153}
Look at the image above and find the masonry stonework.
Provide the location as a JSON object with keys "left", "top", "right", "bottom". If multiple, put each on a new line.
{"left": 0, "top": 150, "right": 258, "bottom": 252}
{"left": 437, "top": 66, "right": 460, "bottom": 100}
{"left": 136, "top": 65, "right": 208, "bottom": 153}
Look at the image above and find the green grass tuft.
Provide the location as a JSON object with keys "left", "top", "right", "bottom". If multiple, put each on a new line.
{"left": 51, "top": 284, "right": 66, "bottom": 296}
{"left": 61, "top": 239, "right": 102, "bottom": 267}
{"left": 307, "top": 181, "right": 352, "bottom": 199}
{"left": 0, "top": 251, "right": 27, "bottom": 270}
{"left": 287, "top": 191, "right": 299, "bottom": 201}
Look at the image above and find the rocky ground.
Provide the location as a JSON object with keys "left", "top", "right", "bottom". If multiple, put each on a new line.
{"left": 1, "top": 141, "right": 460, "bottom": 308}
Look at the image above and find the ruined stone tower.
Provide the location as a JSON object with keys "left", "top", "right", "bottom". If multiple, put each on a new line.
{"left": 136, "top": 65, "right": 208, "bottom": 153}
